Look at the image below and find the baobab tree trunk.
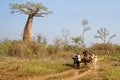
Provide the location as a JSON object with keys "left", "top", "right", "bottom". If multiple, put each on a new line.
{"left": 23, "top": 15, "right": 34, "bottom": 42}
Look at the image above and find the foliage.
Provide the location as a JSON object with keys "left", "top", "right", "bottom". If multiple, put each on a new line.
{"left": 90, "top": 43, "right": 116, "bottom": 55}
{"left": 46, "top": 45, "right": 56, "bottom": 54}
{"left": 26, "top": 42, "right": 46, "bottom": 56}
{"left": 104, "top": 53, "right": 120, "bottom": 61}
{"left": 10, "top": 2, "right": 52, "bottom": 16}
{"left": 72, "top": 36, "right": 83, "bottom": 48}
{"left": 63, "top": 44, "right": 73, "bottom": 51}
{"left": 0, "top": 39, "right": 11, "bottom": 56}
{"left": 0, "top": 40, "right": 46, "bottom": 58}
{"left": 8, "top": 40, "right": 28, "bottom": 57}
{"left": 113, "top": 44, "right": 120, "bottom": 54}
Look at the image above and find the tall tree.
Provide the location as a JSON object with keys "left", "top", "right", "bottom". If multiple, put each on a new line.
{"left": 94, "top": 28, "right": 116, "bottom": 44}
{"left": 94, "top": 28, "right": 116, "bottom": 54}
{"left": 81, "top": 19, "right": 90, "bottom": 48}
{"left": 10, "top": 2, "right": 52, "bottom": 42}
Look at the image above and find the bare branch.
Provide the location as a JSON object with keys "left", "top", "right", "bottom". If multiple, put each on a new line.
{"left": 81, "top": 19, "right": 88, "bottom": 26}
{"left": 107, "top": 34, "right": 116, "bottom": 44}
{"left": 34, "top": 11, "right": 52, "bottom": 17}
{"left": 84, "top": 26, "right": 91, "bottom": 32}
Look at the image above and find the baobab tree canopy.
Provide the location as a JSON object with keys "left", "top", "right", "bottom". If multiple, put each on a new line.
{"left": 10, "top": 2, "right": 51, "bottom": 17}
{"left": 10, "top": 2, "right": 52, "bottom": 42}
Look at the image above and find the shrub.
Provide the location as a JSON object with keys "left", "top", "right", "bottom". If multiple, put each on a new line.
{"left": 8, "top": 40, "right": 27, "bottom": 57}
{"left": 26, "top": 48, "right": 32, "bottom": 55}
{"left": 7, "top": 40, "right": 46, "bottom": 58}
{"left": 113, "top": 44, "right": 120, "bottom": 54}
{"left": 90, "top": 43, "right": 116, "bottom": 55}
{"left": 63, "top": 45, "right": 73, "bottom": 51}
{"left": 26, "top": 42, "right": 46, "bottom": 56}
{"left": 46, "top": 45, "right": 55, "bottom": 54}
{"left": 0, "top": 40, "right": 11, "bottom": 56}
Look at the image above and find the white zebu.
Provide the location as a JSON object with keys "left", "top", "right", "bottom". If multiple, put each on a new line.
{"left": 91, "top": 54, "right": 97, "bottom": 69}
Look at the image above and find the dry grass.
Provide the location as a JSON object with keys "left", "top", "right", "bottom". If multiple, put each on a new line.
{"left": 0, "top": 56, "right": 73, "bottom": 80}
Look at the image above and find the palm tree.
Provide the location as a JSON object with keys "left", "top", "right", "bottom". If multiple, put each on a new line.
{"left": 10, "top": 2, "right": 52, "bottom": 42}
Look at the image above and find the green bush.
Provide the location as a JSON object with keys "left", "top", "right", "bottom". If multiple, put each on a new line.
{"left": 0, "top": 40, "right": 46, "bottom": 58}
{"left": 63, "top": 45, "right": 72, "bottom": 51}
{"left": 26, "top": 42, "right": 46, "bottom": 56}
{"left": 46, "top": 45, "right": 55, "bottom": 54}
{"left": 8, "top": 40, "right": 27, "bottom": 57}
{"left": 26, "top": 48, "right": 32, "bottom": 55}
{"left": 90, "top": 43, "right": 116, "bottom": 55}
{"left": 113, "top": 44, "right": 120, "bottom": 54}
{"left": 0, "top": 40, "right": 11, "bottom": 56}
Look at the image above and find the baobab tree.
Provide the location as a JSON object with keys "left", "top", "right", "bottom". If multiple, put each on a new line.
{"left": 10, "top": 2, "right": 52, "bottom": 42}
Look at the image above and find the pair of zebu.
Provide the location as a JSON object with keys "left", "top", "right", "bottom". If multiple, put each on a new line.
{"left": 72, "top": 54, "right": 97, "bottom": 68}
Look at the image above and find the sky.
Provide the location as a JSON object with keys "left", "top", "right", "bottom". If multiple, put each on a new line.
{"left": 0, "top": 0, "right": 120, "bottom": 46}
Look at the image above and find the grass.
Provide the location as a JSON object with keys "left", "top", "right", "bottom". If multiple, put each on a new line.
{"left": 1, "top": 54, "right": 120, "bottom": 80}
{"left": 0, "top": 56, "right": 73, "bottom": 79}
{"left": 18, "top": 60, "right": 72, "bottom": 75}
{"left": 97, "top": 55, "right": 120, "bottom": 80}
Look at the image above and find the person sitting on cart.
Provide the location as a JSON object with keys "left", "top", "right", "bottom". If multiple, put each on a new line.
{"left": 82, "top": 49, "right": 91, "bottom": 57}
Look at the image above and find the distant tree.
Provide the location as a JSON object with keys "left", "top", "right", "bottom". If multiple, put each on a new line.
{"left": 81, "top": 19, "right": 90, "bottom": 48}
{"left": 35, "top": 34, "right": 47, "bottom": 47}
{"left": 42, "top": 36, "right": 47, "bottom": 47}
{"left": 36, "top": 34, "right": 42, "bottom": 43}
{"left": 94, "top": 28, "right": 116, "bottom": 44}
{"left": 53, "top": 37, "right": 62, "bottom": 53}
{"left": 10, "top": 2, "right": 52, "bottom": 42}
{"left": 94, "top": 28, "right": 116, "bottom": 54}
{"left": 72, "top": 36, "right": 83, "bottom": 48}
{"left": 61, "top": 28, "right": 70, "bottom": 47}
{"left": 54, "top": 37, "right": 62, "bottom": 48}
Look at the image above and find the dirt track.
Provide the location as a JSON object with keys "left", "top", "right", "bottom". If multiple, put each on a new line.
{"left": 28, "top": 58, "right": 99, "bottom": 80}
